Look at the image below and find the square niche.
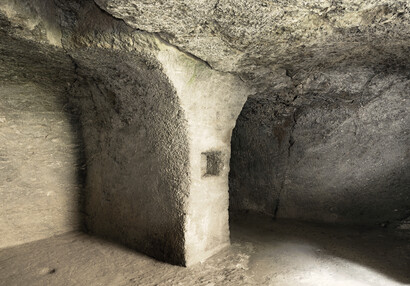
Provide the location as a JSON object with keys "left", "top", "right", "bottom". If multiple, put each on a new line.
{"left": 201, "top": 151, "right": 223, "bottom": 177}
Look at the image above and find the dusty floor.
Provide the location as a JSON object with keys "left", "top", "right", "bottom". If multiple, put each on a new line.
{"left": 1, "top": 214, "right": 409, "bottom": 286}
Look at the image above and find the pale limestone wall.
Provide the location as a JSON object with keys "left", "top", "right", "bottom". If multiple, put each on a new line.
{"left": 55, "top": 0, "right": 253, "bottom": 265}
{"left": 158, "top": 45, "right": 251, "bottom": 265}
{"left": 2, "top": 0, "right": 248, "bottom": 266}
{"left": 0, "top": 83, "right": 81, "bottom": 248}
{"left": 0, "top": 1, "right": 81, "bottom": 248}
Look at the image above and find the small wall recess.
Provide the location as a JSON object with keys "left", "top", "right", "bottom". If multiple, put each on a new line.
{"left": 201, "top": 151, "right": 223, "bottom": 177}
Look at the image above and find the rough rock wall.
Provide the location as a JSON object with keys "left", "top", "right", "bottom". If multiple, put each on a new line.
{"left": 1, "top": 0, "right": 194, "bottom": 265}
{"left": 57, "top": 0, "right": 253, "bottom": 265}
{"left": 55, "top": 0, "right": 256, "bottom": 265}
{"left": 230, "top": 67, "right": 410, "bottom": 226}
{"left": 70, "top": 51, "right": 190, "bottom": 265}
{"left": 94, "top": 0, "right": 410, "bottom": 90}
{"left": 2, "top": 0, "right": 409, "bottom": 266}
{"left": 2, "top": 0, "right": 251, "bottom": 265}
{"left": 0, "top": 0, "right": 62, "bottom": 47}
{"left": 81, "top": 1, "right": 410, "bottom": 229}
{"left": 0, "top": 84, "right": 81, "bottom": 248}
{"left": 55, "top": 1, "right": 191, "bottom": 265}
{"left": 0, "top": 2, "right": 81, "bottom": 247}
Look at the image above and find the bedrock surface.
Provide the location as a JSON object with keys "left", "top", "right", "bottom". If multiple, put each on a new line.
{"left": 95, "top": 0, "right": 410, "bottom": 92}
{"left": 1, "top": 214, "right": 409, "bottom": 285}
{"left": 229, "top": 67, "right": 410, "bottom": 226}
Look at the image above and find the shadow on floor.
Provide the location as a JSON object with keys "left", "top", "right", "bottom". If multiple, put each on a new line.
{"left": 1, "top": 213, "right": 409, "bottom": 286}
{"left": 230, "top": 212, "right": 410, "bottom": 285}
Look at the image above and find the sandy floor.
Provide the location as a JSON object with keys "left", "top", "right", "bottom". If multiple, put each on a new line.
{"left": 1, "top": 214, "right": 409, "bottom": 286}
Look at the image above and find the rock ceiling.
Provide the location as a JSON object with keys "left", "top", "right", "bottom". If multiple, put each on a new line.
{"left": 95, "top": 0, "right": 410, "bottom": 92}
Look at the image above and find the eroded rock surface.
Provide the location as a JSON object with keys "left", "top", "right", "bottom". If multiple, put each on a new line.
{"left": 0, "top": 2, "right": 81, "bottom": 248}
{"left": 0, "top": 0, "right": 409, "bottom": 267}
{"left": 95, "top": 0, "right": 410, "bottom": 91}
{"left": 230, "top": 68, "right": 410, "bottom": 226}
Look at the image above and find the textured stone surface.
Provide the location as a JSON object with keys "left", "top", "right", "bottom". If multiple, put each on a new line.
{"left": 1, "top": 0, "right": 409, "bottom": 268}
{"left": 230, "top": 68, "right": 410, "bottom": 226}
{"left": 56, "top": 0, "right": 252, "bottom": 265}
{"left": 0, "top": 2, "right": 81, "bottom": 248}
{"left": 0, "top": 83, "right": 82, "bottom": 248}
{"left": 157, "top": 43, "right": 250, "bottom": 264}
{"left": 95, "top": 0, "right": 410, "bottom": 90}
{"left": 1, "top": 0, "right": 250, "bottom": 265}
{"left": 69, "top": 52, "right": 190, "bottom": 265}
{"left": 0, "top": 0, "right": 62, "bottom": 47}
{"left": 53, "top": 0, "right": 190, "bottom": 265}
{"left": 1, "top": 215, "right": 409, "bottom": 286}
{"left": 89, "top": 1, "right": 410, "bottom": 229}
